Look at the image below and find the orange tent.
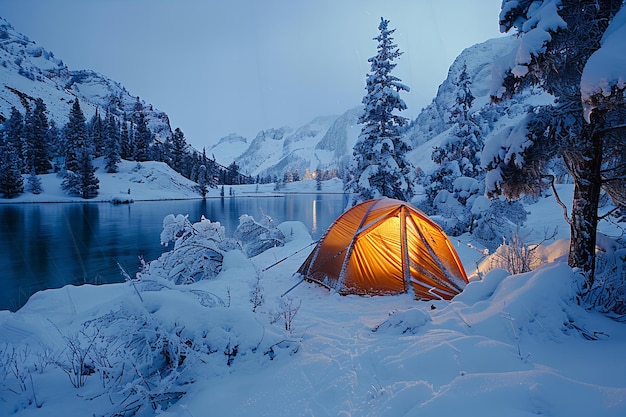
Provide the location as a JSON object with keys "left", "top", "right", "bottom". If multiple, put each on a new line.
{"left": 298, "top": 198, "right": 468, "bottom": 300}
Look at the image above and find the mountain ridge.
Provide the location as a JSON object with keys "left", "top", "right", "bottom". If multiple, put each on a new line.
{"left": 1, "top": 15, "right": 538, "bottom": 189}
{"left": 0, "top": 17, "right": 172, "bottom": 141}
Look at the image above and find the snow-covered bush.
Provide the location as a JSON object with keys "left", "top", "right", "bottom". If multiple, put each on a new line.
{"left": 431, "top": 176, "right": 482, "bottom": 236}
{"left": 0, "top": 345, "right": 40, "bottom": 408}
{"left": 583, "top": 238, "right": 626, "bottom": 318}
{"left": 249, "top": 273, "right": 265, "bottom": 312}
{"left": 271, "top": 296, "right": 302, "bottom": 333}
{"left": 471, "top": 196, "right": 528, "bottom": 251}
{"left": 233, "top": 214, "right": 286, "bottom": 258}
{"left": 25, "top": 169, "right": 43, "bottom": 194}
{"left": 140, "top": 214, "right": 238, "bottom": 284}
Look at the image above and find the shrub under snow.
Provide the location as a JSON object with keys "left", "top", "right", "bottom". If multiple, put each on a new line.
{"left": 140, "top": 214, "right": 239, "bottom": 284}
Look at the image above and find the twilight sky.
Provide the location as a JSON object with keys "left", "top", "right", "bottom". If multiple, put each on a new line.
{"left": 2, "top": 0, "right": 504, "bottom": 149}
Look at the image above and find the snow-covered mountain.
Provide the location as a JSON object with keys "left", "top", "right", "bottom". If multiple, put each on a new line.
{"left": 0, "top": 17, "right": 172, "bottom": 141}
{"left": 209, "top": 35, "right": 546, "bottom": 181}
{"left": 1, "top": 15, "right": 548, "bottom": 184}
{"left": 210, "top": 108, "right": 361, "bottom": 179}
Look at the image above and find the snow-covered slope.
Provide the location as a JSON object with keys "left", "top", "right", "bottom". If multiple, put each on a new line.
{"left": 405, "top": 36, "right": 520, "bottom": 146}
{"left": 0, "top": 17, "right": 172, "bottom": 141}
{"left": 0, "top": 158, "right": 200, "bottom": 203}
{"left": 207, "top": 133, "right": 249, "bottom": 166}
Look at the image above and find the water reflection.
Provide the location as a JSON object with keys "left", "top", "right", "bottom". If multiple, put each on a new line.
{"left": 0, "top": 194, "right": 347, "bottom": 311}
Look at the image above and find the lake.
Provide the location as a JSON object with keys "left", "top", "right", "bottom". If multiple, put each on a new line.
{"left": 0, "top": 194, "right": 349, "bottom": 311}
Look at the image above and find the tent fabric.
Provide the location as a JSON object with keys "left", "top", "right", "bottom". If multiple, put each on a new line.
{"left": 297, "top": 198, "right": 468, "bottom": 300}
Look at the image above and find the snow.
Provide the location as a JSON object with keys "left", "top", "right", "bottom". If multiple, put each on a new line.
{"left": 1, "top": 174, "right": 625, "bottom": 416}
{"left": 509, "top": 0, "right": 566, "bottom": 77}
{"left": 491, "top": 0, "right": 566, "bottom": 98}
{"left": 581, "top": 5, "right": 626, "bottom": 122}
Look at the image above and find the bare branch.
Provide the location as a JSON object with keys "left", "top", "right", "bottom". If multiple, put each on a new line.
{"left": 543, "top": 174, "right": 572, "bottom": 226}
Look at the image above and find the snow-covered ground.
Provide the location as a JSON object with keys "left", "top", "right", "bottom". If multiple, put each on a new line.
{"left": 0, "top": 170, "right": 625, "bottom": 416}
{"left": 0, "top": 158, "right": 346, "bottom": 204}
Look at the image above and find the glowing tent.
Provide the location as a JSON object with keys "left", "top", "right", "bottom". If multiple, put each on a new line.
{"left": 298, "top": 198, "right": 468, "bottom": 300}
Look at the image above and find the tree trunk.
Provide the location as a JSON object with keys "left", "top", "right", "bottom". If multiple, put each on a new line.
{"left": 567, "top": 125, "right": 603, "bottom": 289}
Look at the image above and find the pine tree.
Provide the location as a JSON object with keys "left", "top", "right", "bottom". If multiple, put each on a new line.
{"left": 3, "top": 107, "right": 25, "bottom": 173}
{"left": 315, "top": 169, "right": 322, "bottom": 191}
{"left": 64, "top": 98, "right": 89, "bottom": 173}
{"left": 26, "top": 165, "right": 43, "bottom": 194}
{"left": 61, "top": 146, "right": 99, "bottom": 199}
{"left": 0, "top": 113, "right": 24, "bottom": 198}
{"left": 205, "top": 152, "right": 220, "bottom": 189}
{"left": 426, "top": 62, "right": 483, "bottom": 209}
{"left": 62, "top": 98, "right": 99, "bottom": 199}
{"left": 347, "top": 17, "right": 413, "bottom": 206}
{"left": 133, "top": 110, "right": 151, "bottom": 162}
{"left": 168, "top": 127, "right": 187, "bottom": 174}
{"left": 103, "top": 111, "right": 121, "bottom": 173}
{"left": 47, "top": 119, "right": 62, "bottom": 172}
{"left": 196, "top": 164, "right": 209, "bottom": 198}
{"left": 226, "top": 161, "right": 240, "bottom": 185}
{"left": 24, "top": 98, "right": 52, "bottom": 174}
{"left": 88, "top": 108, "right": 105, "bottom": 157}
{"left": 120, "top": 117, "right": 132, "bottom": 160}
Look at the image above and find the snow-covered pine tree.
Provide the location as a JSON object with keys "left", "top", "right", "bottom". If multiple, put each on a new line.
{"left": 424, "top": 62, "right": 484, "bottom": 234}
{"left": 484, "top": 0, "right": 625, "bottom": 286}
{"left": 226, "top": 161, "right": 241, "bottom": 185}
{"left": 24, "top": 98, "right": 51, "bottom": 174}
{"left": 0, "top": 145, "right": 24, "bottom": 198}
{"left": 347, "top": 17, "right": 413, "bottom": 206}
{"left": 77, "top": 145, "right": 99, "bottom": 199}
{"left": 88, "top": 108, "right": 104, "bottom": 158}
{"left": 168, "top": 127, "right": 188, "bottom": 174}
{"left": 47, "top": 119, "right": 62, "bottom": 171}
{"left": 133, "top": 109, "right": 151, "bottom": 162}
{"left": 120, "top": 117, "right": 132, "bottom": 160}
{"left": 103, "top": 111, "right": 121, "bottom": 173}
{"left": 196, "top": 164, "right": 209, "bottom": 198}
{"left": 197, "top": 148, "right": 220, "bottom": 192}
{"left": 61, "top": 145, "right": 99, "bottom": 199}
{"left": 2, "top": 106, "right": 25, "bottom": 171}
{"left": 62, "top": 98, "right": 99, "bottom": 198}
{"left": 0, "top": 109, "right": 25, "bottom": 198}
{"left": 64, "top": 98, "right": 89, "bottom": 173}
{"left": 26, "top": 165, "right": 43, "bottom": 194}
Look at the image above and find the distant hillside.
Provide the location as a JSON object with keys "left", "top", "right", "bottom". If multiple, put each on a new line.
{"left": 0, "top": 17, "right": 172, "bottom": 141}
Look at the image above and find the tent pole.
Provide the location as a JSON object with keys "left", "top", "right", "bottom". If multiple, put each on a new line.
{"left": 399, "top": 206, "right": 413, "bottom": 296}
{"left": 281, "top": 277, "right": 306, "bottom": 297}
{"left": 261, "top": 240, "right": 318, "bottom": 272}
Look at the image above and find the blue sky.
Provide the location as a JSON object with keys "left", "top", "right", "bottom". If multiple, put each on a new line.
{"left": 2, "top": 0, "right": 504, "bottom": 149}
